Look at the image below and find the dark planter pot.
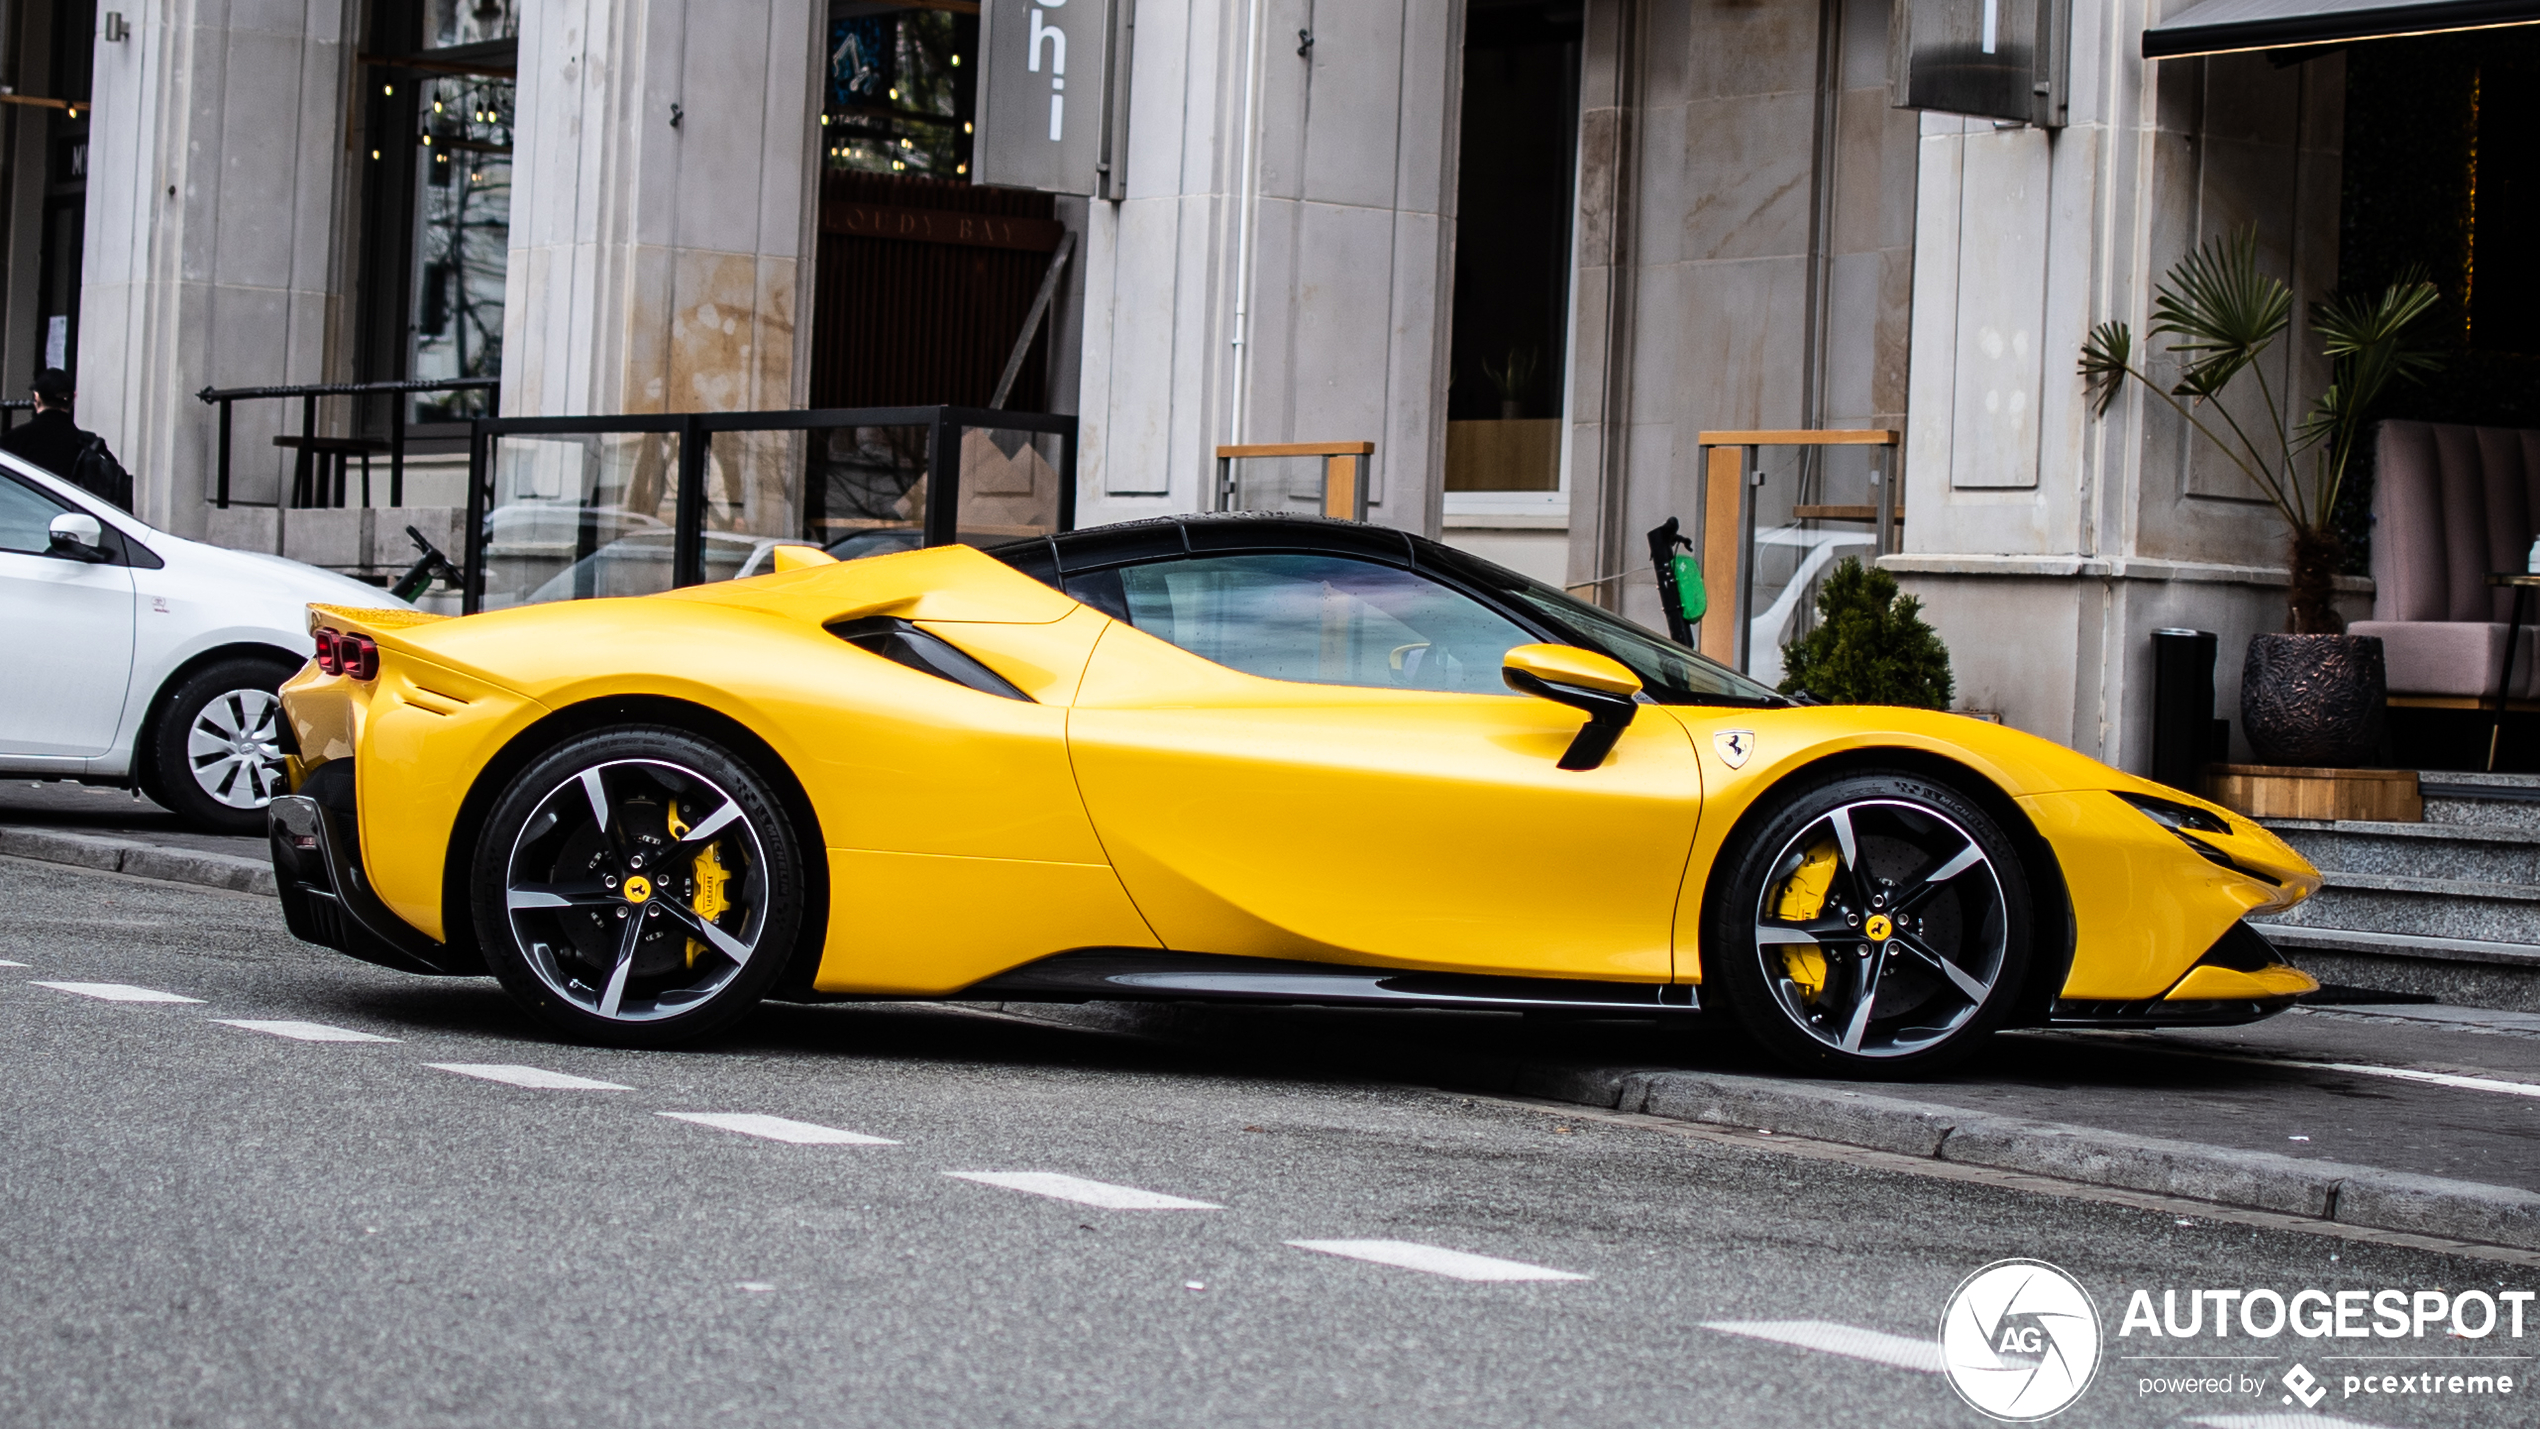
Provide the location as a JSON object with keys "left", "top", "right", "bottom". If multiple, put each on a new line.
{"left": 2241, "top": 633, "right": 2388, "bottom": 768}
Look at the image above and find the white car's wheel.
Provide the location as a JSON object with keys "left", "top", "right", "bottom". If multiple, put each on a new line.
{"left": 150, "top": 656, "right": 296, "bottom": 834}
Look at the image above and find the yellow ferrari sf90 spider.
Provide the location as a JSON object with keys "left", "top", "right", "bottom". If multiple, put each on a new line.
{"left": 269, "top": 515, "right": 2321, "bottom": 1074}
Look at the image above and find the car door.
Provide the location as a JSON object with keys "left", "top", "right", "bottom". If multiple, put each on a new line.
{"left": 0, "top": 471, "right": 134, "bottom": 759}
{"left": 1065, "top": 549, "right": 1703, "bottom": 981}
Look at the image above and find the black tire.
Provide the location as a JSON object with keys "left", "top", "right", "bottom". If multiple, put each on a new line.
{"left": 471, "top": 725, "right": 806, "bottom": 1048}
{"left": 149, "top": 655, "right": 298, "bottom": 835}
{"left": 1705, "top": 769, "right": 2033, "bottom": 1077}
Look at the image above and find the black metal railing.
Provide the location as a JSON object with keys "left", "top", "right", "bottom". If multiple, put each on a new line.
{"left": 196, "top": 377, "right": 500, "bottom": 510}
{"left": 463, "top": 406, "right": 1078, "bottom": 614}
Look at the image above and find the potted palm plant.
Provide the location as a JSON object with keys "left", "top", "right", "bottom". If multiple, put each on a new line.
{"left": 2079, "top": 232, "right": 2438, "bottom": 767}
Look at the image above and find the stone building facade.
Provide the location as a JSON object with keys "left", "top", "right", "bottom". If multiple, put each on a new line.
{"left": 0, "top": 0, "right": 2416, "bottom": 773}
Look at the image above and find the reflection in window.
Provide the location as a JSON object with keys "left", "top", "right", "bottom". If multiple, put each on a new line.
{"left": 1116, "top": 554, "right": 1534, "bottom": 693}
{"left": 411, "top": 68, "right": 511, "bottom": 422}
{"left": 825, "top": 4, "right": 976, "bottom": 177}
{"left": 0, "top": 475, "right": 68, "bottom": 557}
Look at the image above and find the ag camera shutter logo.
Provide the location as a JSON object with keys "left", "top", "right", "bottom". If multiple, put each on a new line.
{"left": 1939, "top": 1259, "right": 2103, "bottom": 1420}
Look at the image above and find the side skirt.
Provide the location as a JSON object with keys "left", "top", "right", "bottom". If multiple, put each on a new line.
{"left": 961, "top": 949, "right": 1699, "bottom": 1015}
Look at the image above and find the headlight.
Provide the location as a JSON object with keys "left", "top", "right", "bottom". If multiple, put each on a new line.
{"left": 2114, "top": 790, "right": 2230, "bottom": 834}
{"left": 2114, "top": 791, "right": 2275, "bottom": 884}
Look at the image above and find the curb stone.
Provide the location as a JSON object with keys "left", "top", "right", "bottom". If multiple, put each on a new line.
{"left": 0, "top": 827, "right": 276, "bottom": 897}
{"left": 973, "top": 1003, "right": 2540, "bottom": 1251}
{"left": 1566, "top": 1067, "right": 2540, "bottom": 1252}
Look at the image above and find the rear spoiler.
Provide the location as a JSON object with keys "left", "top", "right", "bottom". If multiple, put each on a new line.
{"left": 306, "top": 603, "right": 453, "bottom": 640}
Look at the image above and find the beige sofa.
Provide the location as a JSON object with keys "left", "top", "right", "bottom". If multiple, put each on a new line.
{"left": 2348, "top": 420, "right": 2540, "bottom": 701}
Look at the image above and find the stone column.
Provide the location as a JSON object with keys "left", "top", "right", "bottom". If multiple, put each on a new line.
{"left": 502, "top": 0, "right": 823, "bottom": 420}
{"left": 1563, "top": 0, "right": 1921, "bottom": 633}
{"left": 79, "top": 0, "right": 353, "bottom": 538}
{"left": 1891, "top": 0, "right": 2349, "bottom": 767}
{"left": 1073, "top": 0, "right": 1462, "bottom": 535}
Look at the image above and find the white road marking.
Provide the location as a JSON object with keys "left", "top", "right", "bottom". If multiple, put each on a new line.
{"left": 1287, "top": 1240, "right": 1589, "bottom": 1283}
{"left": 216, "top": 1019, "right": 399, "bottom": 1043}
{"left": 2211, "top": 1054, "right": 2540, "bottom": 1100}
{"left": 0, "top": 959, "right": 27, "bottom": 967}
{"left": 425, "top": 1063, "right": 631, "bottom": 1091}
{"left": 944, "top": 1171, "right": 1221, "bottom": 1210}
{"left": 658, "top": 1112, "right": 897, "bottom": 1145}
{"left": 33, "top": 981, "right": 202, "bottom": 1004}
{"left": 1701, "top": 1320, "right": 1945, "bottom": 1373}
{"left": 2190, "top": 1415, "right": 2395, "bottom": 1429}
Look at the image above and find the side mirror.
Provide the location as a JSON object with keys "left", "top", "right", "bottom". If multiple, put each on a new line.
{"left": 46, "top": 512, "right": 109, "bottom": 563}
{"left": 1502, "top": 643, "right": 1642, "bottom": 771}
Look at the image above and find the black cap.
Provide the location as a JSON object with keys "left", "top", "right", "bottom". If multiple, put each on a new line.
{"left": 30, "top": 368, "right": 71, "bottom": 400}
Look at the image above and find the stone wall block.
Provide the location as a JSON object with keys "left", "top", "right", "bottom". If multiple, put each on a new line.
{"left": 1944, "top": 128, "right": 2050, "bottom": 490}
{"left": 283, "top": 507, "right": 370, "bottom": 570}
{"left": 1673, "top": 255, "right": 1810, "bottom": 429}
{"left": 1679, "top": 91, "right": 1817, "bottom": 262}
{"left": 1676, "top": 0, "right": 1819, "bottom": 104}
{"left": 1382, "top": 208, "right": 1451, "bottom": 524}
{"left": 203, "top": 505, "right": 282, "bottom": 556}
{"left": 1831, "top": 90, "right": 1922, "bottom": 255}
{"left": 1289, "top": 200, "right": 1398, "bottom": 455}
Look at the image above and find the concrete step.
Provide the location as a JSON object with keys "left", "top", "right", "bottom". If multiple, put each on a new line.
{"left": 2266, "top": 817, "right": 2540, "bottom": 885}
{"left": 2265, "top": 869, "right": 2540, "bottom": 945}
{"left": 2420, "top": 770, "right": 2540, "bottom": 831}
{"left": 2253, "top": 924, "right": 2540, "bottom": 1012}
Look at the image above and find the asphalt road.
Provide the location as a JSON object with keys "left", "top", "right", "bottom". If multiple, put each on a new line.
{"left": 2, "top": 855, "right": 2535, "bottom": 1429}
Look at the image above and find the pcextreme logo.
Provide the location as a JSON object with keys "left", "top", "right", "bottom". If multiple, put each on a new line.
{"left": 1939, "top": 1259, "right": 2104, "bottom": 1421}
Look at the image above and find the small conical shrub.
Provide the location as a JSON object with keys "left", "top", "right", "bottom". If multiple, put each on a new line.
{"left": 1778, "top": 558, "right": 1955, "bottom": 708}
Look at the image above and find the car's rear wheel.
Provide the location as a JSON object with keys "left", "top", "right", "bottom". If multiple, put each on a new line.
{"left": 1706, "top": 770, "right": 2032, "bottom": 1077}
{"left": 149, "top": 655, "right": 297, "bottom": 835}
{"left": 472, "top": 727, "right": 805, "bottom": 1048}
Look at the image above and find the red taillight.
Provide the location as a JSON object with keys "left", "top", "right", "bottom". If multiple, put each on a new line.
{"left": 311, "top": 629, "right": 377, "bottom": 680}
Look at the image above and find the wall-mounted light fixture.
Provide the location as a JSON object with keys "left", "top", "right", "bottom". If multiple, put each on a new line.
{"left": 103, "top": 12, "right": 129, "bottom": 41}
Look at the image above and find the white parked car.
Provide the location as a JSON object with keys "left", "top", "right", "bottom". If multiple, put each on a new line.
{"left": 0, "top": 450, "right": 404, "bottom": 833}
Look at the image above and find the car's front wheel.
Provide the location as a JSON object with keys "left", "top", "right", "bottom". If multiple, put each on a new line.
{"left": 149, "top": 655, "right": 297, "bottom": 834}
{"left": 1705, "top": 769, "right": 2033, "bottom": 1076}
{"left": 472, "top": 727, "right": 806, "bottom": 1047}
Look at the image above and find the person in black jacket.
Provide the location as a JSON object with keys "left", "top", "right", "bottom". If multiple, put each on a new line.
{"left": 2, "top": 368, "right": 129, "bottom": 510}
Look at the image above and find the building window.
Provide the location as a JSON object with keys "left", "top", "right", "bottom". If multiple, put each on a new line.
{"left": 2467, "top": 61, "right": 2539, "bottom": 354}
{"left": 353, "top": 0, "right": 517, "bottom": 432}
{"left": 1444, "top": 1, "right": 1582, "bottom": 519}
{"left": 2340, "top": 28, "right": 2540, "bottom": 437}
{"left": 11, "top": 0, "right": 95, "bottom": 387}
{"left": 824, "top": 3, "right": 977, "bottom": 178}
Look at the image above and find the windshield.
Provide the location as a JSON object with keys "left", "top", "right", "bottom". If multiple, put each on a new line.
{"left": 1420, "top": 543, "right": 1786, "bottom": 707}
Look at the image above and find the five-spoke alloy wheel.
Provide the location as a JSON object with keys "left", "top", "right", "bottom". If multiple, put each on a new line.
{"left": 1708, "top": 770, "right": 2033, "bottom": 1075}
{"left": 474, "top": 727, "right": 805, "bottom": 1046}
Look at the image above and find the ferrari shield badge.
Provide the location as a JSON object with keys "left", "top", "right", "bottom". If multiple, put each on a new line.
{"left": 1713, "top": 730, "right": 1755, "bottom": 769}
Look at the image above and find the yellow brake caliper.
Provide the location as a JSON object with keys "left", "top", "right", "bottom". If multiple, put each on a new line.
{"left": 667, "top": 801, "right": 734, "bottom": 968}
{"left": 1769, "top": 840, "right": 1839, "bottom": 1002}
